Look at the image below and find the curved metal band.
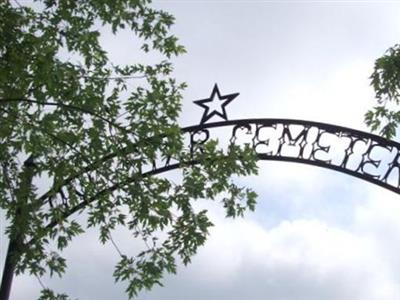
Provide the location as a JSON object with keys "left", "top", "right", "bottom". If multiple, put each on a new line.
{"left": 175, "top": 118, "right": 400, "bottom": 194}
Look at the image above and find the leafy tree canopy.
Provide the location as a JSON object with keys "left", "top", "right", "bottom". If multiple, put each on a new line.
{"left": 366, "top": 44, "right": 400, "bottom": 138}
{"left": 0, "top": 1, "right": 258, "bottom": 299}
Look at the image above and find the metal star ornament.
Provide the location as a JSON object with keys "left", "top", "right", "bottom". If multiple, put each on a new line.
{"left": 194, "top": 84, "right": 240, "bottom": 124}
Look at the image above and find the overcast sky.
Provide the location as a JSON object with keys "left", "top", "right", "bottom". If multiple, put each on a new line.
{"left": 4, "top": 1, "right": 400, "bottom": 300}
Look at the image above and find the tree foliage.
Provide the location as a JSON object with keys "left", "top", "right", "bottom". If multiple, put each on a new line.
{"left": 366, "top": 44, "right": 400, "bottom": 138}
{"left": 0, "top": 1, "right": 258, "bottom": 299}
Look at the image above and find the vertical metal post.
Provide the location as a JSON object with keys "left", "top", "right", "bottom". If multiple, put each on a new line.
{"left": 0, "top": 238, "right": 18, "bottom": 300}
{"left": 0, "top": 156, "right": 36, "bottom": 300}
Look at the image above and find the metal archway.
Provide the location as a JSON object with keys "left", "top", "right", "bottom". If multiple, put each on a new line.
{"left": 4, "top": 85, "right": 398, "bottom": 300}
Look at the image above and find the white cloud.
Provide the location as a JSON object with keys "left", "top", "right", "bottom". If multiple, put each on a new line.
{"left": 136, "top": 204, "right": 400, "bottom": 300}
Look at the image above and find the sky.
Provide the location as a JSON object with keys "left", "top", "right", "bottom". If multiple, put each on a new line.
{"left": 4, "top": 1, "right": 400, "bottom": 300}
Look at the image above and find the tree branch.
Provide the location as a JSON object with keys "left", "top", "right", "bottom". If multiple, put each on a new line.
{"left": 0, "top": 98, "right": 129, "bottom": 133}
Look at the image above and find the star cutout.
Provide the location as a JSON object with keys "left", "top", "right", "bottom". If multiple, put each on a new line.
{"left": 194, "top": 84, "right": 239, "bottom": 124}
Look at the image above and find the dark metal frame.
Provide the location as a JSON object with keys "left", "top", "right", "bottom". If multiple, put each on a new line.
{"left": 2, "top": 116, "right": 399, "bottom": 300}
